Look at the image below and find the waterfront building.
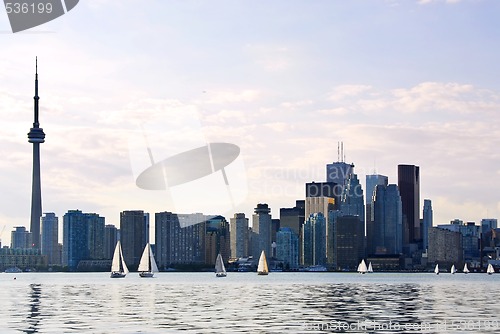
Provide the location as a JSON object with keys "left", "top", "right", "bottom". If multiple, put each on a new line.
{"left": 120, "top": 210, "right": 149, "bottom": 269}
{"left": 438, "top": 220, "right": 481, "bottom": 265}
{"left": 251, "top": 204, "right": 272, "bottom": 259}
{"left": 155, "top": 211, "right": 206, "bottom": 268}
{"left": 333, "top": 215, "right": 365, "bottom": 271}
{"left": 205, "top": 215, "right": 230, "bottom": 265}
{"left": 41, "top": 212, "right": 60, "bottom": 266}
{"left": 0, "top": 247, "right": 47, "bottom": 271}
{"left": 422, "top": 199, "right": 433, "bottom": 251}
{"left": 62, "top": 210, "right": 106, "bottom": 270}
{"left": 229, "top": 213, "right": 249, "bottom": 258}
{"left": 398, "top": 164, "right": 420, "bottom": 250}
{"left": 276, "top": 227, "right": 299, "bottom": 269}
{"left": 11, "top": 226, "right": 32, "bottom": 249}
{"left": 370, "top": 184, "right": 402, "bottom": 255}
{"left": 104, "top": 224, "right": 118, "bottom": 260}
{"left": 62, "top": 210, "right": 89, "bottom": 269}
{"left": 428, "top": 227, "right": 463, "bottom": 269}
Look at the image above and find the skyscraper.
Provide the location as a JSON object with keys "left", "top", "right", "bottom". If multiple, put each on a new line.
{"left": 62, "top": 210, "right": 106, "bottom": 270}
{"left": 230, "top": 213, "right": 249, "bottom": 258}
{"left": 276, "top": 227, "right": 299, "bottom": 269}
{"left": 63, "top": 210, "right": 89, "bottom": 269}
{"left": 251, "top": 204, "right": 272, "bottom": 259}
{"left": 120, "top": 210, "right": 149, "bottom": 269}
{"left": 370, "top": 184, "right": 403, "bottom": 255}
{"left": 333, "top": 215, "right": 365, "bottom": 271}
{"left": 422, "top": 199, "right": 433, "bottom": 251}
{"left": 302, "top": 212, "right": 327, "bottom": 266}
{"left": 41, "top": 212, "right": 60, "bottom": 266}
{"left": 205, "top": 215, "right": 230, "bottom": 265}
{"left": 366, "top": 174, "right": 388, "bottom": 254}
{"left": 155, "top": 211, "right": 206, "bottom": 268}
{"left": 11, "top": 226, "right": 32, "bottom": 249}
{"left": 104, "top": 224, "right": 118, "bottom": 260}
{"left": 398, "top": 164, "right": 420, "bottom": 248}
{"left": 28, "top": 59, "right": 45, "bottom": 249}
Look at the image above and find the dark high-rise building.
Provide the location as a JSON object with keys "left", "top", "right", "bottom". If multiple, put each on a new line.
{"left": 326, "top": 162, "right": 354, "bottom": 187}
{"left": 41, "top": 213, "right": 60, "bottom": 266}
{"left": 28, "top": 59, "right": 45, "bottom": 249}
{"left": 422, "top": 199, "right": 433, "bottom": 250}
{"left": 366, "top": 174, "right": 388, "bottom": 253}
{"left": 62, "top": 210, "right": 106, "bottom": 270}
{"left": 370, "top": 184, "right": 402, "bottom": 255}
{"left": 104, "top": 224, "right": 118, "bottom": 260}
{"left": 398, "top": 164, "right": 420, "bottom": 247}
{"left": 251, "top": 204, "right": 272, "bottom": 259}
{"left": 333, "top": 215, "right": 365, "bottom": 271}
{"left": 155, "top": 212, "right": 206, "bottom": 268}
{"left": 120, "top": 210, "right": 149, "bottom": 269}
{"left": 86, "top": 213, "right": 105, "bottom": 260}
{"left": 63, "top": 210, "right": 89, "bottom": 269}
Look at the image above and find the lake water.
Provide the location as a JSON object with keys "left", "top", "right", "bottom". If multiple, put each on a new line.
{"left": 1, "top": 272, "right": 499, "bottom": 333}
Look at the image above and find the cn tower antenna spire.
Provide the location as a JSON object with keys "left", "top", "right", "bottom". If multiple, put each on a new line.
{"left": 28, "top": 57, "right": 45, "bottom": 249}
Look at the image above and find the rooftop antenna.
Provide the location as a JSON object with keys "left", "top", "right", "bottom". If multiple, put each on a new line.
{"left": 341, "top": 142, "right": 344, "bottom": 162}
{"left": 337, "top": 142, "right": 340, "bottom": 162}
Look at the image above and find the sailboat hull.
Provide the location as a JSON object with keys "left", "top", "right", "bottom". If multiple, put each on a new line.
{"left": 216, "top": 272, "right": 227, "bottom": 277}
{"left": 257, "top": 271, "right": 269, "bottom": 275}
{"left": 139, "top": 272, "right": 154, "bottom": 278}
{"left": 110, "top": 272, "right": 126, "bottom": 278}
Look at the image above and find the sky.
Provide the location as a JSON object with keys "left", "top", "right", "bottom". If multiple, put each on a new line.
{"left": 0, "top": 0, "right": 499, "bottom": 246}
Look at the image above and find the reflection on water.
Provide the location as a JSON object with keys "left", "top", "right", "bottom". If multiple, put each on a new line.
{"left": 1, "top": 273, "right": 500, "bottom": 333}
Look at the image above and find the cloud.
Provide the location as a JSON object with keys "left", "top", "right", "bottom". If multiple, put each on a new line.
{"left": 417, "top": 0, "right": 462, "bottom": 4}
{"left": 202, "top": 89, "right": 261, "bottom": 105}
{"left": 328, "top": 84, "right": 373, "bottom": 102}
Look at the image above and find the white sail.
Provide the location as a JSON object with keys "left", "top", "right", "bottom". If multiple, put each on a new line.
{"left": 487, "top": 263, "right": 495, "bottom": 274}
{"left": 119, "top": 242, "right": 129, "bottom": 274}
{"left": 463, "top": 263, "right": 470, "bottom": 274}
{"left": 215, "top": 253, "right": 226, "bottom": 275}
{"left": 257, "top": 250, "right": 269, "bottom": 274}
{"left": 150, "top": 247, "right": 159, "bottom": 273}
{"left": 451, "top": 264, "right": 456, "bottom": 274}
{"left": 138, "top": 243, "right": 158, "bottom": 275}
{"left": 357, "top": 259, "right": 367, "bottom": 273}
{"left": 434, "top": 264, "right": 439, "bottom": 275}
{"left": 367, "top": 262, "right": 373, "bottom": 273}
{"left": 111, "top": 241, "right": 121, "bottom": 272}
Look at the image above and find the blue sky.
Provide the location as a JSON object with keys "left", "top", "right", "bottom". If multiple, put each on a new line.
{"left": 1, "top": 0, "right": 499, "bottom": 245}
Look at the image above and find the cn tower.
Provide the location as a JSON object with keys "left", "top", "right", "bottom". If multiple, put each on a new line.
{"left": 27, "top": 58, "right": 45, "bottom": 249}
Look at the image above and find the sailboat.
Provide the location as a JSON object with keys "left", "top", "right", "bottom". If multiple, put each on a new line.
{"left": 487, "top": 263, "right": 495, "bottom": 275}
{"left": 357, "top": 259, "right": 368, "bottom": 274}
{"left": 434, "top": 264, "right": 439, "bottom": 275}
{"left": 110, "top": 240, "right": 129, "bottom": 278}
{"left": 257, "top": 250, "right": 269, "bottom": 275}
{"left": 138, "top": 243, "right": 159, "bottom": 278}
{"left": 450, "top": 264, "right": 457, "bottom": 274}
{"left": 215, "top": 253, "right": 227, "bottom": 277}
{"left": 367, "top": 262, "right": 373, "bottom": 273}
{"left": 463, "top": 263, "right": 470, "bottom": 274}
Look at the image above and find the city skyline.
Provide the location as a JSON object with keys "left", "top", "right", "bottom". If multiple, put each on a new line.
{"left": 1, "top": 1, "right": 499, "bottom": 246}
